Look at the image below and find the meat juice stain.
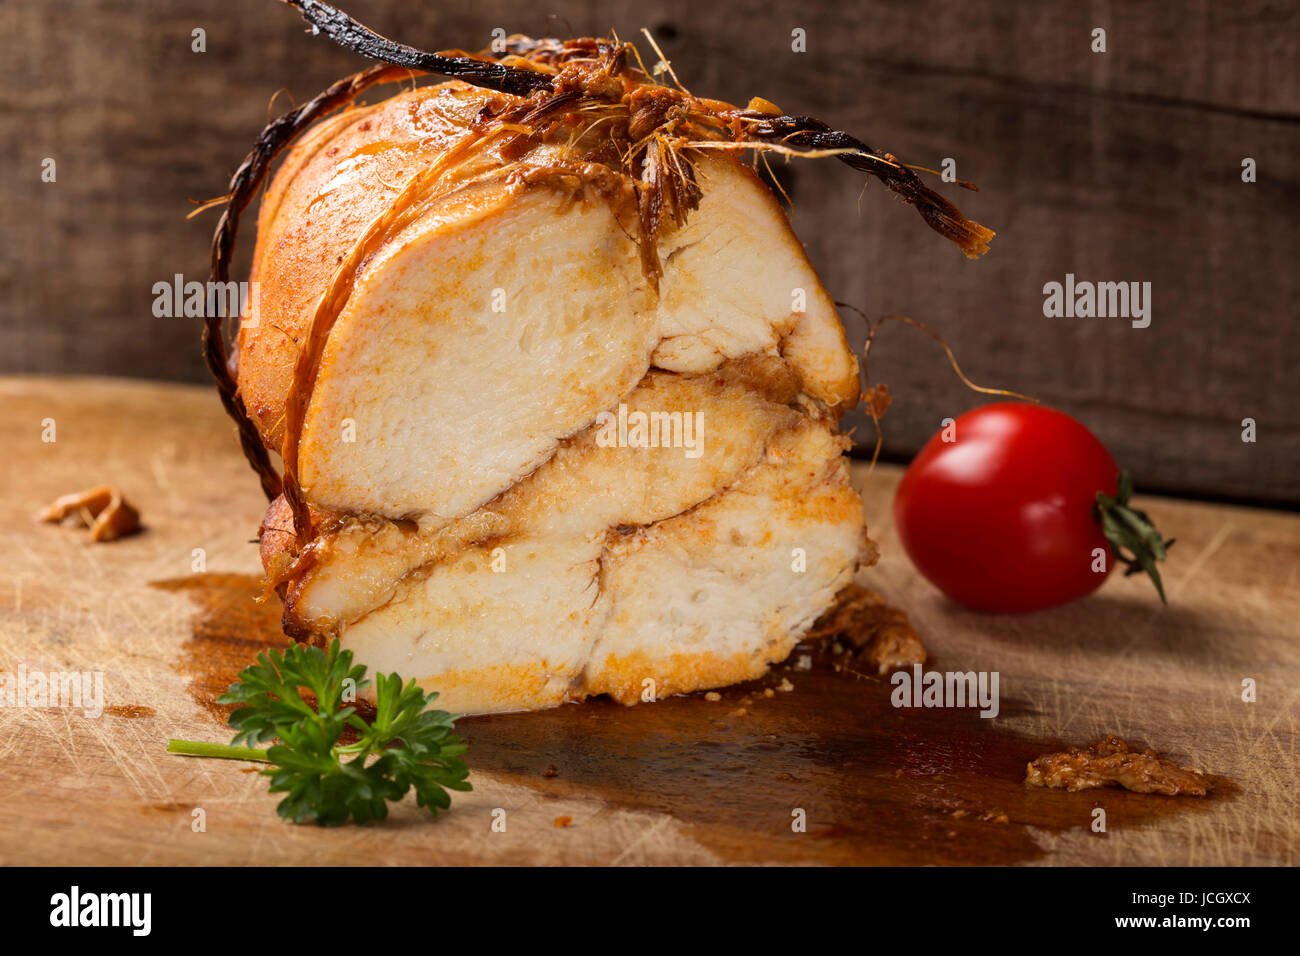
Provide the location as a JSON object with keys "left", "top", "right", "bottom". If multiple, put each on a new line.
{"left": 152, "top": 573, "right": 291, "bottom": 725}
{"left": 157, "top": 573, "right": 1227, "bottom": 864}
{"left": 103, "top": 704, "right": 156, "bottom": 719}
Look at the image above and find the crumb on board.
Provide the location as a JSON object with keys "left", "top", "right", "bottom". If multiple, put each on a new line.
{"left": 952, "top": 806, "right": 1008, "bottom": 824}
{"left": 778, "top": 678, "right": 794, "bottom": 692}
{"left": 38, "top": 485, "right": 141, "bottom": 542}
{"left": 543, "top": 765, "right": 558, "bottom": 778}
{"left": 1026, "top": 734, "right": 1212, "bottom": 796}
{"left": 103, "top": 704, "right": 156, "bottom": 719}
{"left": 553, "top": 815, "right": 573, "bottom": 828}
{"left": 704, "top": 691, "right": 721, "bottom": 702}
{"left": 806, "top": 584, "right": 926, "bottom": 674}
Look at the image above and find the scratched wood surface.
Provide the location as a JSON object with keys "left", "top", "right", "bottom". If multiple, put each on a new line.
{"left": 0, "top": 376, "right": 1295, "bottom": 865}
{"left": 2, "top": 0, "right": 1297, "bottom": 503}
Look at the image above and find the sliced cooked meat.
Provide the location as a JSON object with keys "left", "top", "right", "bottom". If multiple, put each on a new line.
{"left": 240, "top": 79, "right": 876, "bottom": 713}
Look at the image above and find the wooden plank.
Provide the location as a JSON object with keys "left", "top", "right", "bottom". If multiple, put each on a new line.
{"left": 0, "top": 376, "right": 1295, "bottom": 865}
{"left": 1, "top": 0, "right": 1296, "bottom": 498}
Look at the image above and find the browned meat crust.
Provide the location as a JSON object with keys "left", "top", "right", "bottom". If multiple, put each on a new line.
{"left": 38, "top": 485, "right": 141, "bottom": 543}
{"left": 806, "top": 583, "right": 925, "bottom": 674}
{"left": 1026, "top": 734, "right": 1212, "bottom": 796}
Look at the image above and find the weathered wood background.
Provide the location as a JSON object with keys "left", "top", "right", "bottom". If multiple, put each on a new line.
{"left": 1, "top": 0, "right": 1297, "bottom": 503}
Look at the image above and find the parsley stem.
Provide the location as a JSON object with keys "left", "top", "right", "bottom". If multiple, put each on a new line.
{"left": 166, "top": 739, "right": 272, "bottom": 762}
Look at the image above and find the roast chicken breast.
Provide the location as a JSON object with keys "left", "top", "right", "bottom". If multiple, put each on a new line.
{"left": 240, "top": 79, "right": 875, "bottom": 713}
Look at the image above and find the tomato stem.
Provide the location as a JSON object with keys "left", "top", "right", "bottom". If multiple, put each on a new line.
{"left": 1095, "top": 470, "right": 1175, "bottom": 604}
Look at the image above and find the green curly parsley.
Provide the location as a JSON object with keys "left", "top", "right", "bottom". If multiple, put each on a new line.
{"left": 168, "top": 639, "right": 471, "bottom": 826}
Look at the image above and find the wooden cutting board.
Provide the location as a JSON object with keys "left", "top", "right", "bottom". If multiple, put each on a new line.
{"left": 1, "top": 376, "right": 1295, "bottom": 865}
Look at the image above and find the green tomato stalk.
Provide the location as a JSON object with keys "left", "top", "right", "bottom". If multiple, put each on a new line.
{"left": 1096, "top": 470, "right": 1176, "bottom": 604}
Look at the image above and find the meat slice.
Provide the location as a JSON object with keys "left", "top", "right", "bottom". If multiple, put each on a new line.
{"left": 264, "top": 391, "right": 865, "bottom": 713}
{"left": 237, "top": 83, "right": 858, "bottom": 523}
{"left": 343, "top": 533, "right": 610, "bottom": 713}
{"left": 586, "top": 414, "right": 870, "bottom": 704}
{"left": 240, "top": 81, "right": 875, "bottom": 713}
{"left": 276, "top": 358, "right": 804, "bottom": 632}
{"left": 298, "top": 181, "right": 660, "bottom": 520}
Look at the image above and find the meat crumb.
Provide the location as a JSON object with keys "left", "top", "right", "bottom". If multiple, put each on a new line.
{"left": 807, "top": 584, "right": 926, "bottom": 674}
{"left": 543, "top": 765, "right": 558, "bottom": 778}
{"left": 553, "top": 815, "right": 573, "bottom": 828}
{"left": 951, "top": 807, "right": 1008, "bottom": 824}
{"left": 863, "top": 383, "right": 892, "bottom": 419}
{"left": 1026, "top": 735, "right": 1212, "bottom": 796}
{"left": 38, "top": 485, "right": 141, "bottom": 542}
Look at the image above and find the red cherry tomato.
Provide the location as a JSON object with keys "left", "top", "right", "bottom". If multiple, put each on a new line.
{"left": 893, "top": 403, "right": 1119, "bottom": 612}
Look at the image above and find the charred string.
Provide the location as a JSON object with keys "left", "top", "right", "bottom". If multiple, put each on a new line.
{"left": 739, "top": 114, "right": 994, "bottom": 259}
{"left": 280, "top": 0, "right": 991, "bottom": 257}
{"left": 281, "top": 0, "right": 555, "bottom": 96}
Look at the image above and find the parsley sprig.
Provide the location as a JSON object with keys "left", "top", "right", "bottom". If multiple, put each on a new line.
{"left": 168, "top": 639, "right": 471, "bottom": 826}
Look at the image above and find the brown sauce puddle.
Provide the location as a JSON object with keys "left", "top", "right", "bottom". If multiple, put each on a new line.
{"left": 155, "top": 572, "right": 1230, "bottom": 864}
